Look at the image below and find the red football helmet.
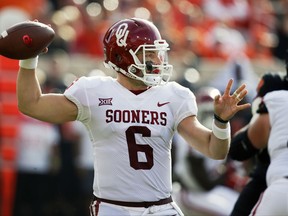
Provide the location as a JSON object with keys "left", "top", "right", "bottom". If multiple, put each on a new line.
{"left": 103, "top": 18, "right": 173, "bottom": 86}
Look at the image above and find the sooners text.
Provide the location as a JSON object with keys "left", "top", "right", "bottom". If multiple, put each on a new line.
{"left": 106, "top": 109, "right": 167, "bottom": 126}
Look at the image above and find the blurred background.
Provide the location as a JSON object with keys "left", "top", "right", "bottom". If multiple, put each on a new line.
{"left": 0, "top": 0, "right": 287, "bottom": 216}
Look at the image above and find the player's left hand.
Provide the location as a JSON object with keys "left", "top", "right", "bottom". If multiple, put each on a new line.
{"left": 213, "top": 79, "right": 251, "bottom": 121}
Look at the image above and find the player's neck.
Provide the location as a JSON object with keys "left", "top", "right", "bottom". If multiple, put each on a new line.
{"left": 117, "top": 74, "right": 149, "bottom": 91}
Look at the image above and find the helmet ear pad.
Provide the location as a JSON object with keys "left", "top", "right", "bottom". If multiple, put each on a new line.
{"left": 115, "top": 54, "right": 122, "bottom": 64}
{"left": 114, "top": 53, "right": 136, "bottom": 73}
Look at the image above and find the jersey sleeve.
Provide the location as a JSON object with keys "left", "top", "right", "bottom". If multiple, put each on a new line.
{"left": 170, "top": 82, "right": 198, "bottom": 130}
{"left": 64, "top": 77, "right": 91, "bottom": 123}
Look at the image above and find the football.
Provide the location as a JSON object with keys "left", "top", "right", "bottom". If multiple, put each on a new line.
{"left": 0, "top": 21, "right": 55, "bottom": 60}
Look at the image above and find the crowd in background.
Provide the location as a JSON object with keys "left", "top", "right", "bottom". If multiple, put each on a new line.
{"left": 1, "top": 0, "right": 288, "bottom": 216}
{"left": 2, "top": 0, "right": 288, "bottom": 84}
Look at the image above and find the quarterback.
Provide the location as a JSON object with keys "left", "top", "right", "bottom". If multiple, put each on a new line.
{"left": 17, "top": 18, "right": 250, "bottom": 216}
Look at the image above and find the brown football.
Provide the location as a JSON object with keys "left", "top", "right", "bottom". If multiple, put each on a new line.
{"left": 0, "top": 21, "right": 55, "bottom": 60}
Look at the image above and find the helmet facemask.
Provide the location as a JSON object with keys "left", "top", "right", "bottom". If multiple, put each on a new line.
{"left": 127, "top": 39, "right": 173, "bottom": 86}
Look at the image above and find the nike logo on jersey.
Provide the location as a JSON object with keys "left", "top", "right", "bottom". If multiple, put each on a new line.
{"left": 157, "top": 102, "right": 170, "bottom": 107}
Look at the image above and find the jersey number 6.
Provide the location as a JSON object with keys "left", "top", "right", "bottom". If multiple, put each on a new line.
{"left": 126, "top": 126, "right": 154, "bottom": 170}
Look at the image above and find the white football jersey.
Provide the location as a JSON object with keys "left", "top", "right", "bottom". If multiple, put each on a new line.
{"left": 263, "top": 90, "right": 288, "bottom": 186}
{"left": 64, "top": 76, "right": 197, "bottom": 202}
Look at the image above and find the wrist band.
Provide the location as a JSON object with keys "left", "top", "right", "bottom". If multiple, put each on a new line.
{"left": 19, "top": 56, "right": 39, "bottom": 69}
{"left": 212, "top": 119, "right": 231, "bottom": 140}
{"left": 214, "top": 113, "right": 229, "bottom": 124}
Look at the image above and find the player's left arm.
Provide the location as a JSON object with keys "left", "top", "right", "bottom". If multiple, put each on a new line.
{"left": 178, "top": 116, "right": 229, "bottom": 160}
{"left": 178, "top": 79, "right": 251, "bottom": 160}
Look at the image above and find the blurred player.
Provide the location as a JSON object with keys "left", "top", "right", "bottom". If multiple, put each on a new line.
{"left": 16, "top": 18, "right": 250, "bottom": 215}
{"left": 172, "top": 87, "right": 241, "bottom": 216}
{"left": 13, "top": 114, "right": 59, "bottom": 216}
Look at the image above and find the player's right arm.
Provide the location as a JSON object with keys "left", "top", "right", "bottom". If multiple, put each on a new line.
{"left": 17, "top": 67, "right": 78, "bottom": 124}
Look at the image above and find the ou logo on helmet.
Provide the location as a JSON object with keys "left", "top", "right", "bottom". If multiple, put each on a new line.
{"left": 116, "top": 23, "right": 129, "bottom": 47}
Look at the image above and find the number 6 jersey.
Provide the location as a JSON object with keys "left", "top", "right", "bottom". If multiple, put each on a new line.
{"left": 64, "top": 76, "right": 197, "bottom": 202}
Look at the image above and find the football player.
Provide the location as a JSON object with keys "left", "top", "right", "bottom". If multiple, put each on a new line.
{"left": 17, "top": 18, "right": 250, "bottom": 216}
{"left": 229, "top": 72, "right": 288, "bottom": 215}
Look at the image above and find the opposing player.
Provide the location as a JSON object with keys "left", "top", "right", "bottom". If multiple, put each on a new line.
{"left": 16, "top": 18, "right": 250, "bottom": 215}
{"left": 230, "top": 72, "right": 288, "bottom": 215}
{"left": 228, "top": 73, "right": 277, "bottom": 216}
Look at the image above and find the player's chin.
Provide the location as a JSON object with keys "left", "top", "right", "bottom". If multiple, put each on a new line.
{"left": 135, "top": 80, "right": 147, "bottom": 87}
